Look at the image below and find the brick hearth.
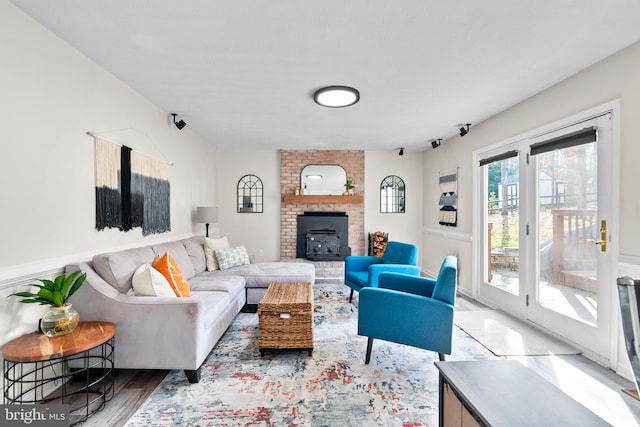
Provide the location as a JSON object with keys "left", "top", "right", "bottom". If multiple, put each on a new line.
{"left": 311, "top": 260, "right": 346, "bottom": 284}
{"left": 280, "top": 150, "right": 365, "bottom": 283}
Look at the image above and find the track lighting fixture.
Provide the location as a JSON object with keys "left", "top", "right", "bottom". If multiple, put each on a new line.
{"left": 431, "top": 138, "right": 442, "bottom": 149}
{"left": 398, "top": 148, "right": 404, "bottom": 156}
{"left": 459, "top": 123, "right": 471, "bottom": 137}
{"left": 171, "top": 113, "right": 187, "bottom": 130}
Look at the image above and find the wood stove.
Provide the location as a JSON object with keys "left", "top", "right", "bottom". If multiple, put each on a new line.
{"left": 297, "top": 212, "right": 351, "bottom": 260}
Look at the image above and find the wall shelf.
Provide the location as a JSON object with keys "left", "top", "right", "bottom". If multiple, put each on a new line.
{"left": 283, "top": 195, "right": 363, "bottom": 204}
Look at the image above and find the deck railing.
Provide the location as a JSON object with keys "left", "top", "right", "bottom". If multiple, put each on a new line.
{"left": 551, "top": 209, "right": 597, "bottom": 284}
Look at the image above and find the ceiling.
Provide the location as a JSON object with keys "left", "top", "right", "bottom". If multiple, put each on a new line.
{"left": 11, "top": 0, "right": 640, "bottom": 153}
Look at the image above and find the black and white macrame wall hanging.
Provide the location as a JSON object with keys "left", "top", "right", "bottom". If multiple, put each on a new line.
{"left": 94, "top": 137, "right": 171, "bottom": 235}
{"left": 438, "top": 167, "right": 458, "bottom": 227}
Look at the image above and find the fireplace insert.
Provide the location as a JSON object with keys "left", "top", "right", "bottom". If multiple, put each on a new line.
{"left": 297, "top": 212, "right": 351, "bottom": 260}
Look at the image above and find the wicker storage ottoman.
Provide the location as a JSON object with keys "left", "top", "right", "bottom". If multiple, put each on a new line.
{"left": 258, "top": 282, "right": 313, "bottom": 356}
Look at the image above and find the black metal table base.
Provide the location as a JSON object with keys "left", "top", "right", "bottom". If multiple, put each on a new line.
{"left": 3, "top": 337, "right": 115, "bottom": 426}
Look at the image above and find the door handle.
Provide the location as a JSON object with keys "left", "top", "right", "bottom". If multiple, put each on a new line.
{"left": 587, "top": 220, "right": 607, "bottom": 252}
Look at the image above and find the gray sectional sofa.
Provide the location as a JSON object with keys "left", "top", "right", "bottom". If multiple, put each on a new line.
{"left": 65, "top": 236, "right": 315, "bottom": 382}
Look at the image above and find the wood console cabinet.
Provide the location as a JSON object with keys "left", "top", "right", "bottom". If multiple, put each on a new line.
{"left": 435, "top": 360, "right": 610, "bottom": 427}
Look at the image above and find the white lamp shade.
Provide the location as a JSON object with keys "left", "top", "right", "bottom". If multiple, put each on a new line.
{"left": 196, "top": 207, "right": 218, "bottom": 224}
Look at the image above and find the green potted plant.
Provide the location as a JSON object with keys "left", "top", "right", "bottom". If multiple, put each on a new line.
{"left": 9, "top": 270, "right": 86, "bottom": 337}
{"left": 344, "top": 179, "right": 355, "bottom": 195}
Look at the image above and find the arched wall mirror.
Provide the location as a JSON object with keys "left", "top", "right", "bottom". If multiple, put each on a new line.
{"left": 300, "top": 164, "right": 347, "bottom": 195}
{"left": 380, "top": 175, "right": 405, "bottom": 213}
{"left": 237, "top": 174, "right": 263, "bottom": 213}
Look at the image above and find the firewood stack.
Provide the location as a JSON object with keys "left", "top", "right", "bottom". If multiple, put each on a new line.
{"left": 368, "top": 231, "right": 389, "bottom": 257}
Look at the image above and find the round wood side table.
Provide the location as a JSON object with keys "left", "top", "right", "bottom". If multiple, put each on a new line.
{"left": 2, "top": 321, "right": 116, "bottom": 426}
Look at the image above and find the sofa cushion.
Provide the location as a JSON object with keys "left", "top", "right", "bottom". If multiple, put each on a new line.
{"left": 152, "top": 253, "right": 191, "bottom": 297}
{"left": 93, "top": 246, "right": 156, "bottom": 294}
{"left": 213, "top": 262, "right": 316, "bottom": 288}
{"left": 150, "top": 242, "right": 195, "bottom": 279}
{"left": 215, "top": 246, "right": 250, "bottom": 270}
{"left": 204, "top": 236, "right": 230, "bottom": 271}
{"left": 188, "top": 290, "right": 232, "bottom": 330}
{"left": 180, "top": 236, "right": 207, "bottom": 275}
{"left": 188, "top": 274, "right": 245, "bottom": 301}
{"left": 131, "top": 263, "right": 177, "bottom": 297}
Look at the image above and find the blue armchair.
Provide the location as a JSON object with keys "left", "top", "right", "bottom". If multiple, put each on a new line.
{"left": 344, "top": 241, "right": 420, "bottom": 303}
{"left": 358, "top": 255, "right": 458, "bottom": 363}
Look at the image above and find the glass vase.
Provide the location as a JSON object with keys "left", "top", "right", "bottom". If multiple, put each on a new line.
{"left": 39, "top": 303, "right": 80, "bottom": 337}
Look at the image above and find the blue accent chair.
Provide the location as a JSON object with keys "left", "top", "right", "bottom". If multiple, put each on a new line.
{"left": 358, "top": 255, "right": 458, "bottom": 363}
{"left": 344, "top": 241, "right": 420, "bottom": 303}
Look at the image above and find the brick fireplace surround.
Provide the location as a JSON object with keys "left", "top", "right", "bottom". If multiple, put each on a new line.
{"left": 280, "top": 150, "right": 364, "bottom": 281}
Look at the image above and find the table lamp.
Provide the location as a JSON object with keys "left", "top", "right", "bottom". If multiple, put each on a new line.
{"left": 196, "top": 206, "right": 218, "bottom": 237}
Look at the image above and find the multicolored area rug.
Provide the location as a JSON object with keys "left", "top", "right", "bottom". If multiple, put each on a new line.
{"left": 125, "top": 284, "right": 495, "bottom": 427}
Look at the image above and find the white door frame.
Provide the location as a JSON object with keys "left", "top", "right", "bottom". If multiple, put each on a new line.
{"left": 472, "top": 100, "right": 620, "bottom": 365}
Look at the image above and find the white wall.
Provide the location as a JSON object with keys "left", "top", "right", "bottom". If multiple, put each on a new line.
{"left": 364, "top": 151, "right": 423, "bottom": 250}
{"left": 422, "top": 40, "right": 640, "bottom": 374}
{"left": 420, "top": 138, "right": 471, "bottom": 279}
{"left": 0, "top": 2, "right": 220, "bottom": 348}
{"left": 218, "top": 150, "right": 280, "bottom": 262}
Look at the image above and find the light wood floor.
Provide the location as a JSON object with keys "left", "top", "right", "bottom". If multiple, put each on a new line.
{"left": 76, "top": 369, "right": 168, "bottom": 427}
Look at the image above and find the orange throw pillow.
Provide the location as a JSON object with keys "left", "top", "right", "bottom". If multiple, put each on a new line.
{"left": 152, "top": 252, "right": 191, "bottom": 297}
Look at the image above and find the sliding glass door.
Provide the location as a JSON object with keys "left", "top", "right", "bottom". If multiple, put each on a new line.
{"left": 474, "top": 106, "right": 618, "bottom": 361}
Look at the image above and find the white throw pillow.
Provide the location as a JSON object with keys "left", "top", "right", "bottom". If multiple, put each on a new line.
{"left": 131, "top": 263, "right": 177, "bottom": 297}
{"left": 214, "top": 246, "right": 251, "bottom": 270}
{"left": 204, "top": 236, "right": 230, "bottom": 271}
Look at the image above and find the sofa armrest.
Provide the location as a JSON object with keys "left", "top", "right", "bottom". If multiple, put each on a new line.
{"left": 368, "top": 264, "right": 421, "bottom": 287}
{"left": 66, "top": 262, "right": 205, "bottom": 370}
{"left": 345, "top": 256, "right": 381, "bottom": 273}
{"left": 378, "top": 272, "right": 436, "bottom": 297}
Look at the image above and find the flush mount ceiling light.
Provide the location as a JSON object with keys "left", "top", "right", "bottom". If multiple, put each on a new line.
{"left": 313, "top": 86, "right": 360, "bottom": 108}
